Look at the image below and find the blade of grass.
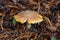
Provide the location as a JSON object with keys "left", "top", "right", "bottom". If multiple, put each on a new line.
{"left": 12, "top": 18, "right": 16, "bottom": 25}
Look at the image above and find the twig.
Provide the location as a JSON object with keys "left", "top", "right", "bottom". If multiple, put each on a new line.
{"left": 37, "top": 0, "right": 40, "bottom": 13}
{"left": 27, "top": 33, "right": 33, "bottom": 40}
{"left": 44, "top": 16, "right": 57, "bottom": 31}
{"left": 14, "top": 34, "right": 29, "bottom": 40}
{"left": 0, "top": 14, "right": 4, "bottom": 31}
{"left": 0, "top": 9, "right": 10, "bottom": 31}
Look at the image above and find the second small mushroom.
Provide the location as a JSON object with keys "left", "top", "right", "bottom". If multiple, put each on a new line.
{"left": 13, "top": 10, "right": 43, "bottom": 29}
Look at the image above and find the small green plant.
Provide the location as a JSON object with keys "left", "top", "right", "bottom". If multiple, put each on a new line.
{"left": 12, "top": 18, "right": 16, "bottom": 25}
{"left": 51, "top": 36, "right": 57, "bottom": 40}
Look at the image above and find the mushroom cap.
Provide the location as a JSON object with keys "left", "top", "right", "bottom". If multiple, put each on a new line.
{"left": 13, "top": 10, "right": 43, "bottom": 24}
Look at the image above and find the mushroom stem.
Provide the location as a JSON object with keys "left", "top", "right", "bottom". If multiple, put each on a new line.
{"left": 26, "top": 23, "right": 31, "bottom": 29}
{"left": 37, "top": 23, "right": 40, "bottom": 26}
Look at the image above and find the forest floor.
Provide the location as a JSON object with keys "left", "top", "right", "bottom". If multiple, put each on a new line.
{"left": 0, "top": 0, "right": 60, "bottom": 40}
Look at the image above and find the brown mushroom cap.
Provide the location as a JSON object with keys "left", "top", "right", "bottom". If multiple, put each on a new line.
{"left": 13, "top": 10, "right": 43, "bottom": 24}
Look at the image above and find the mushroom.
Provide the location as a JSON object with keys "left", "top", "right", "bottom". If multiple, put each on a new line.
{"left": 13, "top": 10, "right": 43, "bottom": 29}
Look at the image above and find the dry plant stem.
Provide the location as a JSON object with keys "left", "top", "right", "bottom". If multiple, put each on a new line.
{"left": 0, "top": 10, "right": 8, "bottom": 31}
{"left": 37, "top": 33, "right": 43, "bottom": 40}
{"left": 27, "top": 34, "right": 32, "bottom": 40}
{"left": 14, "top": 33, "right": 30, "bottom": 40}
{"left": 44, "top": 16, "right": 57, "bottom": 31}
{"left": 55, "top": 12, "right": 60, "bottom": 27}
{"left": 0, "top": 14, "right": 5, "bottom": 31}
{"left": 0, "top": 32, "right": 8, "bottom": 38}
{"left": 58, "top": 12, "right": 60, "bottom": 23}
{"left": 37, "top": 0, "right": 40, "bottom": 13}
{"left": 14, "top": 36, "right": 20, "bottom": 40}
